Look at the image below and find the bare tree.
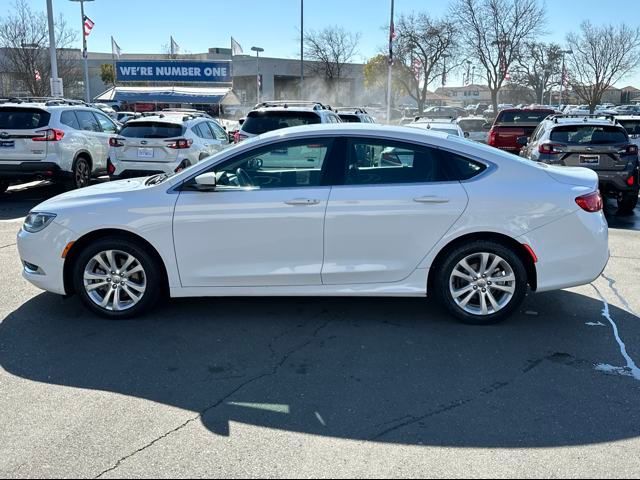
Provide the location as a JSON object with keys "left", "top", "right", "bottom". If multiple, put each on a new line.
{"left": 0, "top": 0, "right": 81, "bottom": 97}
{"left": 511, "top": 42, "right": 562, "bottom": 104}
{"left": 452, "top": 0, "right": 545, "bottom": 112}
{"left": 304, "top": 27, "right": 360, "bottom": 81}
{"left": 567, "top": 22, "right": 640, "bottom": 113}
{"left": 393, "top": 13, "right": 459, "bottom": 114}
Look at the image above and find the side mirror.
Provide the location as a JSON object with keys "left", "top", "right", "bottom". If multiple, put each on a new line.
{"left": 482, "top": 123, "right": 491, "bottom": 130}
{"left": 464, "top": 131, "right": 470, "bottom": 139}
{"left": 517, "top": 136, "right": 529, "bottom": 146}
{"left": 194, "top": 172, "right": 217, "bottom": 190}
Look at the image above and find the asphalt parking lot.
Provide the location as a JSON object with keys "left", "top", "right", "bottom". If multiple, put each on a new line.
{"left": 1, "top": 182, "right": 639, "bottom": 478}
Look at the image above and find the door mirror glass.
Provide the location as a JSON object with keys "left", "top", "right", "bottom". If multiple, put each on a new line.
{"left": 195, "top": 172, "right": 217, "bottom": 190}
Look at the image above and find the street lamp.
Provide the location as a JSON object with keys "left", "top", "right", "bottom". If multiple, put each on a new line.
{"left": 251, "top": 46, "right": 265, "bottom": 104}
{"left": 45, "top": 0, "right": 63, "bottom": 97}
{"left": 559, "top": 49, "right": 573, "bottom": 109}
{"left": 70, "top": 0, "right": 95, "bottom": 103}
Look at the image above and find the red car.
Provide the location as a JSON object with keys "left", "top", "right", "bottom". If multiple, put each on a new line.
{"left": 488, "top": 108, "right": 556, "bottom": 154}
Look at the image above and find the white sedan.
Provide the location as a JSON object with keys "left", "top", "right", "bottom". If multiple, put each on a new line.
{"left": 17, "top": 124, "right": 609, "bottom": 325}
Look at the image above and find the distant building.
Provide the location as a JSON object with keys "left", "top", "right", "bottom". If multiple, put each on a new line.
{"left": 434, "top": 84, "right": 491, "bottom": 106}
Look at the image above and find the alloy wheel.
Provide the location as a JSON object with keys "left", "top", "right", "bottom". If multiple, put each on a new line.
{"left": 75, "top": 160, "right": 90, "bottom": 188}
{"left": 83, "top": 250, "right": 147, "bottom": 312}
{"left": 449, "top": 252, "right": 516, "bottom": 316}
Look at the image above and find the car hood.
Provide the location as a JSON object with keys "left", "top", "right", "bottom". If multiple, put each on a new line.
{"left": 33, "top": 178, "right": 150, "bottom": 213}
{"left": 541, "top": 165, "right": 599, "bottom": 188}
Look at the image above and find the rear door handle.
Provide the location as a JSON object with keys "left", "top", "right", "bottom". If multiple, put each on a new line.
{"left": 285, "top": 198, "right": 321, "bottom": 206}
{"left": 414, "top": 196, "right": 450, "bottom": 204}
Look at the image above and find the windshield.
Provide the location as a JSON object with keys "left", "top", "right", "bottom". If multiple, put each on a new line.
{"left": 496, "top": 111, "right": 552, "bottom": 124}
{"left": 0, "top": 108, "right": 50, "bottom": 130}
{"left": 242, "top": 111, "right": 321, "bottom": 135}
{"left": 119, "top": 122, "right": 184, "bottom": 138}
{"left": 550, "top": 125, "right": 628, "bottom": 144}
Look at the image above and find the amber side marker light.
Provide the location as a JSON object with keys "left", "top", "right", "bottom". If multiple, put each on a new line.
{"left": 61, "top": 242, "right": 75, "bottom": 259}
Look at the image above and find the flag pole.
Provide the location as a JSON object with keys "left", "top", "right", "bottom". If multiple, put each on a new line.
{"left": 386, "top": 0, "right": 395, "bottom": 124}
{"left": 110, "top": 36, "right": 116, "bottom": 86}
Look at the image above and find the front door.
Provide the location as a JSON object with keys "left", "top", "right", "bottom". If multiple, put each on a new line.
{"left": 173, "top": 137, "right": 335, "bottom": 287}
{"left": 322, "top": 137, "right": 470, "bottom": 285}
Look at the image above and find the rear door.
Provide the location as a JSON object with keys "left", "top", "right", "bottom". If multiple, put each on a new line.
{"left": 322, "top": 137, "right": 470, "bottom": 285}
{"left": 551, "top": 125, "right": 631, "bottom": 171}
{"left": 93, "top": 112, "right": 119, "bottom": 171}
{"left": 116, "top": 122, "right": 182, "bottom": 164}
{"left": 0, "top": 107, "right": 51, "bottom": 162}
{"left": 75, "top": 110, "right": 105, "bottom": 168}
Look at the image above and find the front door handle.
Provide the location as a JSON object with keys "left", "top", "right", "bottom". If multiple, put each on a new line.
{"left": 285, "top": 198, "right": 321, "bottom": 206}
{"left": 414, "top": 196, "right": 450, "bottom": 204}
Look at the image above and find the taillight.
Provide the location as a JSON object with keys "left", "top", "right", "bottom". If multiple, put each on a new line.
{"left": 167, "top": 138, "right": 193, "bottom": 149}
{"left": 33, "top": 128, "right": 64, "bottom": 142}
{"left": 107, "top": 158, "right": 116, "bottom": 175}
{"left": 538, "top": 143, "right": 562, "bottom": 155}
{"left": 488, "top": 128, "right": 497, "bottom": 146}
{"left": 235, "top": 132, "right": 248, "bottom": 144}
{"left": 109, "top": 137, "right": 125, "bottom": 147}
{"left": 624, "top": 144, "right": 638, "bottom": 155}
{"left": 576, "top": 191, "right": 604, "bottom": 213}
{"left": 628, "top": 174, "right": 636, "bottom": 187}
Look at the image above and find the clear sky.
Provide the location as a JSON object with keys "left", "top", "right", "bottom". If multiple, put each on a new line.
{"left": 22, "top": 0, "right": 640, "bottom": 86}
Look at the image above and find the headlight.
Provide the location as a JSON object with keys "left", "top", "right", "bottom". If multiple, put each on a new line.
{"left": 23, "top": 212, "right": 57, "bottom": 233}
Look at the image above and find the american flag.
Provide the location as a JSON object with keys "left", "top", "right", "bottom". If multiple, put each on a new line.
{"left": 35, "top": 70, "right": 41, "bottom": 82}
{"left": 83, "top": 16, "right": 95, "bottom": 37}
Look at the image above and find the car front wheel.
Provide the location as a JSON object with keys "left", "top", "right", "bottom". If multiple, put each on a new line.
{"left": 436, "top": 241, "right": 528, "bottom": 325}
{"left": 73, "top": 238, "right": 162, "bottom": 319}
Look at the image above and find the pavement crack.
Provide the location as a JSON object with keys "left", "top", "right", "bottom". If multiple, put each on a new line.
{"left": 0, "top": 243, "right": 16, "bottom": 250}
{"left": 94, "top": 316, "right": 334, "bottom": 478}
{"left": 601, "top": 273, "right": 639, "bottom": 318}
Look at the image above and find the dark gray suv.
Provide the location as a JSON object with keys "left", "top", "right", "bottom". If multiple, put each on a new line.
{"left": 519, "top": 114, "right": 639, "bottom": 213}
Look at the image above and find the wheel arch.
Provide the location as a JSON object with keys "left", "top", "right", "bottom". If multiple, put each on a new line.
{"left": 63, "top": 228, "right": 170, "bottom": 296}
{"left": 73, "top": 150, "right": 93, "bottom": 173}
{"left": 426, "top": 231, "right": 538, "bottom": 294}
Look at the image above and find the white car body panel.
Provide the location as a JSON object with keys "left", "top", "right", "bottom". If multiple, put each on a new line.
{"left": 17, "top": 124, "right": 609, "bottom": 301}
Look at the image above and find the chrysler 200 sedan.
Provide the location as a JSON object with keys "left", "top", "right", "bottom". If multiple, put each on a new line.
{"left": 17, "top": 124, "right": 609, "bottom": 325}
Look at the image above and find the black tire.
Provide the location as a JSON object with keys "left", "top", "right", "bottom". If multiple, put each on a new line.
{"left": 68, "top": 156, "right": 92, "bottom": 190}
{"left": 0, "top": 180, "right": 9, "bottom": 195}
{"left": 435, "top": 241, "right": 528, "bottom": 325}
{"left": 617, "top": 192, "right": 638, "bottom": 215}
{"left": 72, "top": 237, "right": 163, "bottom": 320}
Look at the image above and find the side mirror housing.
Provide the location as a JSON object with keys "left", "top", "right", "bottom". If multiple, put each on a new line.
{"left": 464, "top": 131, "right": 470, "bottom": 139}
{"left": 194, "top": 172, "right": 217, "bottom": 190}
{"left": 517, "top": 136, "right": 529, "bottom": 146}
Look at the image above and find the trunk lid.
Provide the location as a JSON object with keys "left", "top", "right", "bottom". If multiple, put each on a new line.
{"left": 542, "top": 164, "right": 599, "bottom": 189}
{"left": 559, "top": 144, "right": 630, "bottom": 171}
{"left": 115, "top": 121, "right": 184, "bottom": 163}
{"left": 0, "top": 107, "right": 51, "bottom": 161}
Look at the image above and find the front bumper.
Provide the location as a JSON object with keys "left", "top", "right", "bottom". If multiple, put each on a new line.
{"left": 17, "top": 221, "right": 77, "bottom": 296}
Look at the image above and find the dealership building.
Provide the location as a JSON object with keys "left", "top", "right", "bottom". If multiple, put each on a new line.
{"left": 0, "top": 47, "right": 367, "bottom": 111}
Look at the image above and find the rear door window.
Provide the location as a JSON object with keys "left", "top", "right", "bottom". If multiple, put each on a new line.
{"left": 0, "top": 108, "right": 50, "bottom": 129}
{"left": 76, "top": 111, "right": 101, "bottom": 132}
{"left": 119, "top": 122, "right": 184, "bottom": 138}
{"left": 619, "top": 120, "right": 640, "bottom": 137}
{"left": 242, "top": 111, "right": 321, "bottom": 135}
{"left": 550, "top": 125, "right": 628, "bottom": 144}
{"left": 94, "top": 113, "right": 117, "bottom": 134}
{"left": 60, "top": 111, "right": 80, "bottom": 130}
{"left": 209, "top": 122, "right": 229, "bottom": 142}
{"left": 193, "top": 123, "right": 215, "bottom": 139}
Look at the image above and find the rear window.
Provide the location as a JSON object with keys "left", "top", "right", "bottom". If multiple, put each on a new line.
{"left": 619, "top": 120, "right": 640, "bottom": 137}
{"left": 242, "top": 111, "right": 321, "bottom": 135}
{"left": 0, "top": 108, "right": 50, "bottom": 130}
{"left": 496, "top": 111, "right": 553, "bottom": 124}
{"left": 550, "top": 125, "right": 628, "bottom": 144}
{"left": 119, "top": 122, "right": 184, "bottom": 138}
{"left": 457, "top": 119, "right": 486, "bottom": 132}
{"left": 339, "top": 114, "right": 361, "bottom": 123}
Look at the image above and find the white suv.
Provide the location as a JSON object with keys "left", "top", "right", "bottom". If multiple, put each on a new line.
{"left": 0, "top": 99, "right": 119, "bottom": 194}
{"left": 235, "top": 101, "right": 341, "bottom": 142}
{"left": 107, "top": 113, "right": 231, "bottom": 179}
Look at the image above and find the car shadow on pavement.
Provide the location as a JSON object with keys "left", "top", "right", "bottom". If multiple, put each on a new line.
{"left": 0, "top": 182, "right": 66, "bottom": 221}
{"left": 1, "top": 290, "right": 639, "bottom": 448}
{"left": 604, "top": 198, "right": 640, "bottom": 231}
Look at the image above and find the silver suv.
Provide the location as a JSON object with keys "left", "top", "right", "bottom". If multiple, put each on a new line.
{"left": 0, "top": 99, "right": 119, "bottom": 193}
{"left": 108, "top": 113, "right": 231, "bottom": 179}
{"left": 236, "top": 101, "right": 341, "bottom": 142}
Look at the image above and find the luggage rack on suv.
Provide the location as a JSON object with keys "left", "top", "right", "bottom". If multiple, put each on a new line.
{"left": 253, "top": 101, "right": 333, "bottom": 111}
{"left": 548, "top": 114, "right": 619, "bottom": 124}
{"left": 5, "top": 97, "right": 87, "bottom": 107}
{"left": 336, "top": 107, "right": 369, "bottom": 114}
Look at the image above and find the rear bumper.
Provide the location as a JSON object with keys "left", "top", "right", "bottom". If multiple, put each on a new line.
{"left": 110, "top": 159, "right": 181, "bottom": 179}
{"left": 518, "top": 210, "right": 609, "bottom": 293}
{"left": 597, "top": 168, "right": 639, "bottom": 195}
{"left": 0, "top": 162, "right": 70, "bottom": 180}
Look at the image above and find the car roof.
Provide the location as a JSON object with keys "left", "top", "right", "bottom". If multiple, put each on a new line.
{"left": 615, "top": 115, "right": 640, "bottom": 120}
{"left": 543, "top": 117, "right": 620, "bottom": 127}
{"left": 124, "top": 114, "right": 189, "bottom": 125}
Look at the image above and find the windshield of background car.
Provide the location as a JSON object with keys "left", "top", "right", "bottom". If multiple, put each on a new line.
{"left": 242, "top": 111, "right": 321, "bottom": 135}
{"left": 457, "top": 119, "right": 486, "bottom": 132}
{"left": 0, "top": 108, "right": 50, "bottom": 129}
{"left": 618, "top": 120, "right": 640, "bottom": 137}
{"left": 496, "top": 111, "right": 553, "bottom": 123}
{"left": 119, "top": 122, "right": 184, "bottom": 138}
{"left": 550, "top": 125, "right": 628, "bottom": 144}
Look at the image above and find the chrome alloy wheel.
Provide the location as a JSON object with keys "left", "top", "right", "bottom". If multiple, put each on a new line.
{"left": 83, "top": 250, "right": 147, "bottom": 312}
{"left": 75, "top": 160, "right": 90, "bottom": 188}
{"left": 449, "top": 252, "right": 516, "bottom": 316}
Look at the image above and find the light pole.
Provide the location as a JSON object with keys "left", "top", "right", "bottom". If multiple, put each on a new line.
{"left": 251, "top": 46, "right": 264, "bottom": 104}
{"left": 70, "top": 0, "right": 94, "bottom": 103}
{"left": 45, "top": 0, "right": 62, "bottom": 97}
{"left": 300, "top": 0, "right": 304, "bottom": 99}
{"left": 559, "top": 49, "right": 573, "bottom": 109}
{"left": 471, "top": 65, "right": 476, "bottom": 85}
{"left": 465, "top": 60, "right": 472, "bottom": 86}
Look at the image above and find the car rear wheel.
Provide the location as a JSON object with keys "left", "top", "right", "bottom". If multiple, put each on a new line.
{"left": 436, "top": 241, "right": 528, "bottom": 325}
{"left": 617, "top": 192, "right": 638, "bottom": 214}
{"left": 69, "top": 157, "right": 91, "bottom": 190}
{"left": 73, "top": 238, "right": 162, "bottom": 319}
